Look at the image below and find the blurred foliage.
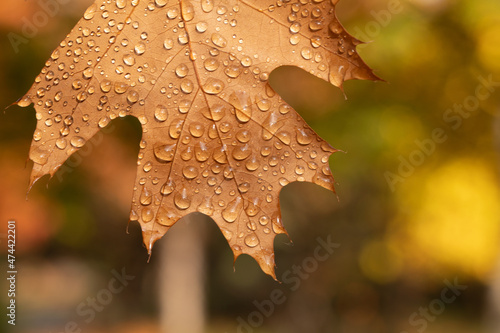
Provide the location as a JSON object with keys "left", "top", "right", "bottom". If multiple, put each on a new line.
{"left": 1, "top": 0, "right": 500, "bottom": 332}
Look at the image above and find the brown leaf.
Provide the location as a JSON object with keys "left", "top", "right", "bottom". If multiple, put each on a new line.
{"left": 18, "top": 0, "right": 379, "bottom": 279}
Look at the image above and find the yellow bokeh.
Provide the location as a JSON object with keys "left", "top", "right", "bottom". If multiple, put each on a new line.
{"left": 477, "top": 24, "right": 500, "bottom": 73}
{"left": 395, "top": 158, "right": 500, "bottom": 280}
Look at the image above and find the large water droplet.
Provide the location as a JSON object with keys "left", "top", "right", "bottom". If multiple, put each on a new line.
{"left": 156, "top": 207, "right": 177, "bottom": 226}
{"left": 154, "top": 104, "right": 168, "bottom": 122}
{"left": 174, "top": 188, "right": 191, "bottom": 210}
{"left": 183, "top": 165, "right": 199, "bottom": 179}
{"left": 222, "top": 197, "right": 242, "bottom": 223}
{"left": 213, "top": 146, "right": 228, "bottom": 164}
{"left": 197, "top": 197, "right": 214, "bottom": 215}
{"left": 154, "top": 143, "right": 176, "bottom": 162}
{"left": 232, "top": 145, "right": 251, "bottom": 161}
{"left": 211, "top": 33, "right": 227, "bottom": 48}
{"left": 181, "top": 1, "right": 195, "bottom": 21}
{"left": 202, "top": 78, "right": 224, "bottom": 95}
{"left": 201, "top": 0, "right": 214, "bottom": 12}
{"left": 140, "top": 186, "right": 153, "bottom": 205}
{"left": 141, "top": 208, "right": 154, "bottom": 223}
{"left": 70, "top": 136, "right": 86, "bottom": 148}
{"left": 161, "top": 179, "right": 175, "bottom": 195}
{"left": 244, "top": 234, "right": 260, "bottom": 247}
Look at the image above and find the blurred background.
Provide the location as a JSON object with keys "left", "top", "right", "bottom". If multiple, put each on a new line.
{"left": 1, "top": 0, "right": 500, "bottom": 332}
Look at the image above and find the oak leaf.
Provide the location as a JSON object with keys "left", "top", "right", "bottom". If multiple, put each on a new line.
{"left": 18, "top": 0, "right": 379, "bottom": 278}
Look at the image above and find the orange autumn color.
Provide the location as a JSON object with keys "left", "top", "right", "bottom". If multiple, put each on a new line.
{"left": 18, "top": 0, "right": 378, "bottom": 278}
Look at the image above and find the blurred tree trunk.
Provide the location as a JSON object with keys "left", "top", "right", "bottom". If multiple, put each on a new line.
{"left": 159, "top": 214, "right": 206, "bottom": 333}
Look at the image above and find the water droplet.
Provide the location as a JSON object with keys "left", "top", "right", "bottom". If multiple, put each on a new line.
{"left": 197, "top": 197, "right": 214, "bottom": 215}
{"left": 296, "top": 128, "right": 313, "bottom": 145}
{"left": 116, "top": 0, "right": 127, "bottom": 9}
{"left": 164, "top": 38, "right": 174, "bottom": 50}
{"left": 245, "top": 202, "right": 259, "bottom": 217}
{"left": 289, "top": 35, "right": 300, "bottom": 45}
{"left": 245, "top": 156, "right": 259, "bottom": 171}
{"left": 134, "top": 42, "right": 146, "bottom": 55}
{"left": 309, "top": 20, "right": 323, "bottom": 31}
{"left": 174, "top": 188, "right": 191, "bottom": 210}
{"left": 276, "top": 131, "right": 291, "bottom": 145}
{"left": 140, "top": 186, "right": 153, "bottom": 205}
{"left": 236, "top": 129, "right": 251, "bottom": 143}
{"left": 100, "top": 79, "right": 112, "bottom": 93}
{"left": 290, "top": 22, "right": 301, "bottom": 34}
{"left": 213, "top": 146, "right": 228, "bottom": 164}
{"left": 329, "top": 20, "right": 343, "bottom": 35}
{"left": 169, "top": 119, "right": 184, "bottom": 139}
{"left": 82, "top": 67, "right": 93, "bottom": 79}
{"left": 84, "top": 4, "right": 97, "bottom": 20}
{"left": 238, "top": 56, "right": 252, "bottom": 68}
{"left": 222, "top": 197, "right": 242, "bottom": 223}
{"left": 202, "top": 78, "right": 224, "bottom": 95}
{"left": 301, "top": 47, "right": 313, "bottom": 60}
{"left": 225, "top": 65, "right": 241, "bottom": 78}
{"left": 203, "top": 58, "right": 219, "bottom": 72}
{"left": 30, "top": 147, "right": 49, "bottom": 164}
{"left": 180, "top": 79, "right": 194, "bottom": 94}
{"left": 70, "top": 136, "right": 86, "bottom": 148}
{"left": 127, "top": 90, "right": 139, "bottom": 104}
{"left": 229, "top": 91, "right": 252, "bottom": 123}
{"left": 196, "top": 21, "right": 208, "bottom": 33}
{"left": 201, "top": 0, "right": 214, "bottom": 12}
{"left": 175, "top": 63, "right": 189, "bottom": 78}
{"left": 141, "top": 208, "right": 154, "bottom": 223}
{"left": 183, "top": 165, "right": 199, "bottom": 179}
{"left": 155, "top": 207, "right": 177, "bottom": 226}
{"left": 189, "top": 122, "right": 204, "bottom": 137}
{"left": 313, "top": 170, "right": 335, "bottom": 191}
{"left": 181, "top": 1, "right": 195, "bottom": 21}
{"left": 161, "top": 179, "right": 175, "bottom": 195}
{"left": 311, "top": 36, "right": 322, "bottom": 48}
{"left": 155, "top": 0, "right": 168, "bottom": 7}
{"left": 154, "top": 143, "right": 176, "bottom": 162}
{"left": 244, "top": 234, "right": 260, "bottom": 247}
{"left": 122, "top": 54, "right": 135, "bottom": 66}
{"left": 211, "top": 33, "right": 227, "bottom": 48}
{"left": 232, "top": 145, "right": 251, "bottom": 161}
{"left": 55, "top": 138, "right": 67, "bottom": 149}
{"left": 155, "top": 105, "right": 168, "bottom": 122}
{"left": 114, "top": 82, "right": 128, "bottom": 94}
